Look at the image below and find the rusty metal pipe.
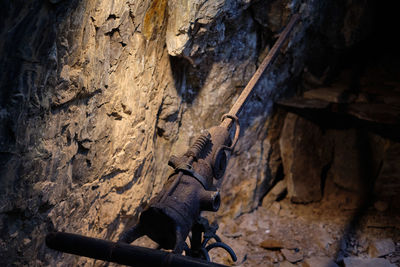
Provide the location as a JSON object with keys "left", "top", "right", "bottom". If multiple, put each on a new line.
{"left": 220, "top": 14, "right": 300, "bottom": 130}
{"left": 199, "top": 190, "right": 220, "bottom": 212}
{"left": 46, "top": 232, "right": 228, "bottom": 267}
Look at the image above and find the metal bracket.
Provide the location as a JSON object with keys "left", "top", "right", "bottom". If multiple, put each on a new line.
{"left": 186, "top": 217, "right": 237, "bottom": 263}
{"left": 173, "top": 163, "right": 208, "bottom": 190}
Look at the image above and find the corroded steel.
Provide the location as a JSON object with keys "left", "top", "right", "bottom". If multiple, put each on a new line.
{"left": 119, "top": 126, "right": 232, "bottom": 255}
{"left": 46, "top": 232, "right": 228, "bottom": 267}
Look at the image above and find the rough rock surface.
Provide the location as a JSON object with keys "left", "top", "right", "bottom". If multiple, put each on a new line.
{"left": 368, "top": 239, "right": 396, "bottom": 258}
{"left": 279, "top": 112, "right": 332, "bottom": 203}
{"left": 343, "top": 257, "right": 396, "bottom": 267}
{"left": 261, "top": 180, "right": 287, "bottom": 209}
{"left": 303, "top": 256, "right": 339, "bottom": 267}
{"left": 329, "top": 129, "right": 364, "bottom": 191}
{"left": 0, "top": 0, "right": 389, "bottom": 266}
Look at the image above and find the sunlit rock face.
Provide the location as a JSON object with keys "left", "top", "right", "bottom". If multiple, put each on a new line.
{"left": 0, "top": 0, "right": 377, "bottom": 266}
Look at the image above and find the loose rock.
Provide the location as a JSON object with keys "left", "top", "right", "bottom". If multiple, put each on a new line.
{"left": 280, "top": 113, "right": 332, "bottom": 203}
{"left": 270, "top": 202, "right": 281, "bottom": 215}
{"left": 280, "top": 260, "right": 297, "bottom": 267}
{"left": 281, "top": 248, "right": 303, "bottom": 263}
{"left": 260, "top": 239, "right": 285, "bottom": 250}
{"left": 303, "top": 256, "right": 339, "bottom": 267}
{"left": 343, "top": 257, "right": 396, "bottom": 267}
{"left": 303, "top": 85, "right": 350, "bottom": 103}
{"left": 262, "top": 180, "right": 287, "bottom": 209}
{"left": 368, "top": 239, "right": 396, "bottom": 258}
{"left": 374, "top": 201, "right": 389, "bottom": 212}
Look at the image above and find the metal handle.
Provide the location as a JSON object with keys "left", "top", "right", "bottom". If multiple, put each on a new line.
{"left": 46, "top": 232, "right": 229, "bottom": 267}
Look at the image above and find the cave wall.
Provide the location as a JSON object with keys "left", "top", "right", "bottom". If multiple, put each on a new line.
{"left": 0, "top": 0, "right": 374, "bottom": 265}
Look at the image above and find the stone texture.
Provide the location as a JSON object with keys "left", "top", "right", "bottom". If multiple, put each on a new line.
{"left": 374, "top": 200, "right": 389, "bottom": 212}
{"left": 281, "top": 248, "right": 303, "bottom": 263}
{"left": 260, "top": 238, "right": 285, "bottom": 249}
{"left": 0, "top": 1, "right": 179, "bottom": 265}
{"left": 270, "top": 202, "right": 281, "bottom": 215}
{"left": 280, "top": 261, "right": 297, "bottom": 267}
{"left": 368, "top": 239, "right": 396, "bottom": 258}
{"left": 303, "top": 85, "right": 352, "bottom": 103}
{"left": 0, "top": 0, "right": 381, "bottom": 266}
{"left": 251, "top": 0, "right": 294, "bottom": 32}
{"left": 262, "top": 180, "right": 287, "bottom": 208}
{"left": 279, "top": 112, "right": 332, "bottom": 203}
{"left": 343, "top": 257, "right": 396, "bottom": 267}
{"left": 303, "top": 256, "right": 339, "bottom": 267}
{"left": 328, "top": 129, "right": 363, "bottom": 191}
{"left": 374, "top": 141, "right": 400, "bottom": 207}
{"left": 312, "top": 227, "right": 334, "bottom": 252}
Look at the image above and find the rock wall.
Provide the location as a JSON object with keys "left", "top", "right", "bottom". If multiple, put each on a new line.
{"left": 0, "top": 0, "right": 376, "bottom": 266}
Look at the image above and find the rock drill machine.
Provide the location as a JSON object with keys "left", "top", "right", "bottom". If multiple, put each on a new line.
{"left": 46, "top": 14, "right": 300, "bottom": 267}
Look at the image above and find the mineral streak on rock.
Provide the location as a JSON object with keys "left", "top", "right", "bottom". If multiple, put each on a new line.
{"left": 143, "top": 0, "right": 168, "bottom": 41}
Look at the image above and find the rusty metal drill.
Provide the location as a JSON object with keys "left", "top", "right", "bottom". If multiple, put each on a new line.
{"left": 118, "top": 118, "right": 240, "bottom": 254}
{"left": 117, "top": 14, "right": 300, "bottom": 257}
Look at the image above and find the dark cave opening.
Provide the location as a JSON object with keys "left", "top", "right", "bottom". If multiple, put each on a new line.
{"left": 266, "top": 2, "right": 400, "bottom": 266}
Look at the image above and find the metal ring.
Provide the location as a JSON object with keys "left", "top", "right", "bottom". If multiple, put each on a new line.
{"left": 205, "top": 241, "right": 237, "bottom": 262}
{"left": 220, "top": 114, "right": 240, "bottom": 151}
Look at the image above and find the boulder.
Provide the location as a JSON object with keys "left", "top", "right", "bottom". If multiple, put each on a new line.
{"left": 280, "top": 113, "right": 332, "bottom": 203}
{"left": 368, "top": 239, "right": 396, "bottom": 258}
{"left": 303, "top": 256, "right": 339, "bottom": 267}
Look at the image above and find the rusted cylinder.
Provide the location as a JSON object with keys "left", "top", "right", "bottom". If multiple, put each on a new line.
{"left": 46, "top": 232, "right": 228, "bottom": 267}
{"left": 199, "top": 190, "right": 220, "bottom": 211}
